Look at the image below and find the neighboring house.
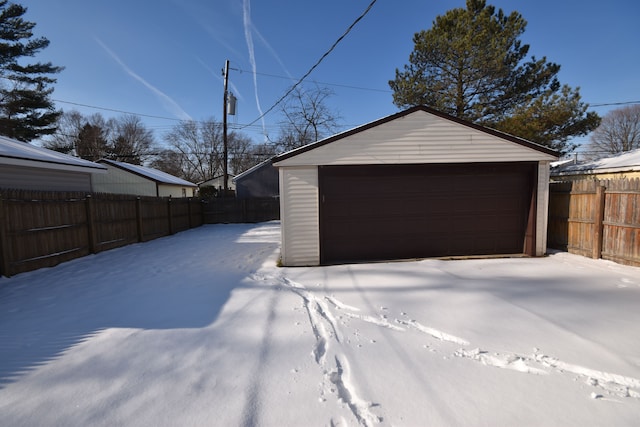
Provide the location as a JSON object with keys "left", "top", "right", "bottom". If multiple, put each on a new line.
{"left": 274, "top": 105, "right": 559, "bottom": 267}
{"left": 550, "top": 149, "right": 640, "bottom": 181}
{"left": 93, "top": 159, "right": 197, "bottom": 197}
{"left": 0, "top": 135, "right": 106, "bottom": 192}
{"left": 233, "top": 158, "right": 279, "bottom": 199}
{"left": 198, "top": 174, "right": 236, "bottom": 192}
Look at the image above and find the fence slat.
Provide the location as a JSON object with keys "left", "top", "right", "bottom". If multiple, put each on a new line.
{"left": 85, "top": 195, "right": 97, "bottom": 253}
{"left": 593, "top": 185, "right": 606, "bottom": 259}
{"left": 0, "top": 196, "right": 10, "bottom": 276}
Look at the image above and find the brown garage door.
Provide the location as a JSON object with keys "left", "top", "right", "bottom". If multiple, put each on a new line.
{"left": 319, "top": 162, "right": 537, "bottom": 264}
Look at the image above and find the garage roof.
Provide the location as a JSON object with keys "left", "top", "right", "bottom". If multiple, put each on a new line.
{"left": 274, "top": 106, "right": 558, "bottom": 166}
{"left": 0, "top": 135, "right": 107, "bottom": 173}
{"left": 98, "top": 159, "right": 197, "bottom": 187}
{"left": 551, "top": 148, "right": 640, "bottom": 177}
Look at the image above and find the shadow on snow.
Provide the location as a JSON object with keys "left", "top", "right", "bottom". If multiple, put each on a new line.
{"left": 0, "top": 223, "right": 281, "bottom": 388}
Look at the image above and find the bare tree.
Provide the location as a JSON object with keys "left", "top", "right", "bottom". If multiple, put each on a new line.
{"left": 42, "top": 110, "right": 84, "bottom": 154}
{"left": 228, "top": 131, "right": 256, "bottom": 175}
{"left": 162, "top": 119, "right": 224, "bottom": 183}
{"left": 275, "top": 85, "right": 341, "bottom": 152}
{"left": 44, "top": 111, "right": 156, "bottom": 164}
{"left": 586, "top": 105, "right": 640, "bottom": 159}
{"left": 108, "top": 115, "right": 155, "bottom": 164}
{"left": 149, "top": 149, "right": 186, "bottom": 179}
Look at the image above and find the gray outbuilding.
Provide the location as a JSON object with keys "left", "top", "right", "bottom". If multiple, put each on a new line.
{"left": 233, "top": 158, "right": 279, "bottom": 199}
{"left": 0, "top": 135, "right": 106, "bottom": 192}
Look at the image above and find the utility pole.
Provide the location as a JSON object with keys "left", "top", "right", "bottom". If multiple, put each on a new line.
{"left": 222, "top": 59, "right": 229, "bottom": 195}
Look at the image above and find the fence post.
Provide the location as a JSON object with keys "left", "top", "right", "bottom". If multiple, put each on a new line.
{"left": 592, "top": 184, "right": 606, "bottom": 259}
{"left": 0, "top": 195, "right": 11, "bottom": 277}
{"left": 167, "top": 197, "right": 174, "bottom": 235}
{"left": 85, "top": 195, "right": 98, "bottom": 254}
{"left": 187, "top": 198, "right": 193, "bottom": 229}
{"left": 136, "top": 197, "right": 144, "bottom": 242}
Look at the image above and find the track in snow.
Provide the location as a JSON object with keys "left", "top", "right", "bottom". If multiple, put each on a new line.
{"left": 255, "top": 272, "right": 640, "bottom": 424}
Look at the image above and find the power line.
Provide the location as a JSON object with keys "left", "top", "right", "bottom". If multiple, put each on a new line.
{"left": 51, "top": 99, "right": 278, "bottom": 132}
{"left": 234, "top": 68, "right": 392, "bottom": 94}
{"left": 589, "top": 101, "right": 640, "bottom": 107}
{"left": 240, "top": 0, "right": 379, "bottom": 130}
{"left": 52, "top": 99, "right": 187, "bottom": 122}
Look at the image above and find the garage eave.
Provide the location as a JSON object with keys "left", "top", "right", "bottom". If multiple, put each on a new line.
{"left": 274, "top": 106, "right": 559, "bottom": 167}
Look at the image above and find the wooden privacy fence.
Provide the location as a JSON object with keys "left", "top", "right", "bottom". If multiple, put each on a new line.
{"left": 0, "top": 189, "right": 203, "bottom": 277}
{"left": 548, "top": 178, "right": 640, "bottom": 267}
{"left": 202, "top": 197, "right": 280, "bottom": 224}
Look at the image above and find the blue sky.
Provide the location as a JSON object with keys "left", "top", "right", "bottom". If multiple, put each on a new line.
{"left": 26, "top": 0, "right": 640, "bottom": 154}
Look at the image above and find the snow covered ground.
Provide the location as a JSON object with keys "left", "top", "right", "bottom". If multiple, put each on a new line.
{"left": 1, "top": 222, "right": 640, "bottom": 427}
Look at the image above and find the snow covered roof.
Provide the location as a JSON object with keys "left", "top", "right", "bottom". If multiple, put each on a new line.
{"left": 98, "top": 159, "right": 197, "bottom": 187}
{"left": 551, "top": 149, "right": 640, "bottom": 176}
{"left": 0, "top": 135, "right": 106, "bottom": 173}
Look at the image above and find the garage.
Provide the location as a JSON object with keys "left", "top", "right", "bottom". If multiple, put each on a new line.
{"left": 274, "top": 106, "right": 558, "bottom": 267}
{"left": 319, "top": 162, "right": 537, "bottom": 264}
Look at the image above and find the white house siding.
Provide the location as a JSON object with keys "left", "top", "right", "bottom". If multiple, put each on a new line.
{"left": 279, "top": 167, "right": 319, "bottom": 266}
{"left": 199, "top": 176, "right": 236, "bottom": 191}
{"left": 536, "top": 161, "right": 551, "bottom": 256}
{"left": 92, "top": 165, "right": 157, "bottom": 196}
{"left": 158, "top": 185, "right": 195, "bottom": 198}
{"left": 274, "top": 110, "right": 556, "bottom": 167}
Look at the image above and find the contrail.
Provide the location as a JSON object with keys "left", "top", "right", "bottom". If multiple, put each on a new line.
{"left": 253, "top": 26, "right": 293, "bottom": 80}
{"left": 242, "top": 0, "right": 267, "bottom": 139}
{"left": 95, "top": 38, "right": 192, "bottom": 121}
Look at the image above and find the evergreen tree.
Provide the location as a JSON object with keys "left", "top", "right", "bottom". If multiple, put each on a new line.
{"left": 389, "top": 0, "right": 599, "bottom": 154}
{"left": 0, "top": 1, "right": 63, "bottom": 141}
{"left": 75, "top": 123, "right": 108, "bottom": 162}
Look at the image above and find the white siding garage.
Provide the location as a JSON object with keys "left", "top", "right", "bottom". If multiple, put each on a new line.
{"left": 274, "top": 106, "right": 558, "bottom": 266}
{"left": 94, "top": 159, "right": 197, "bottom": 197}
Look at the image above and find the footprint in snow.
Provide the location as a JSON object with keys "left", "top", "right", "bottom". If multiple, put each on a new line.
{"left": 454, "top": 348, "right": 548, "bottom": 375}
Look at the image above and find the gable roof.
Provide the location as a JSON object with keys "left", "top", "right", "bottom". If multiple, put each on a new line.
{"left": 551, "top": 148, "right": 640, "bottom": 176}
{"left": 0, "top": 135, "right": 106, "bottom": 173}
{"left": 274, "top": 105, "right": 558, "bottom": 166}
{"left": 98, "top": 159, "right": 196, "bottom": 187}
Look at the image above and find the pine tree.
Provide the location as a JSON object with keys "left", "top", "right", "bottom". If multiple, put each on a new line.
{"left": 389, "top": 0, "right": 600, "bottom": 154}
{"left": 0, "top": 1, "right": 63, "bottom": 142}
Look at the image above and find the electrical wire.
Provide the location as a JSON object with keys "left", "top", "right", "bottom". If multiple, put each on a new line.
{"left": 589, "top": 101, "right": 640, "bottom": 108}
{"left": 239, "top": 0, "right": 379, "bottom": 130}
{"left": 233, "top": 68, "right": 392, "bottom": 93}
{"left": 52, "top": 99, "right": 192, "bottom": 123}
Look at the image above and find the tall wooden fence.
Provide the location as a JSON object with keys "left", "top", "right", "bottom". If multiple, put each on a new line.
{"left": 0, "top": 190, "right": 203, "bottom": 277}
{"left": 548, "top": 178, "right": 640, "bottom": 267}
{"left": 202, "top": 197, "right": 280, "bottom": 224}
